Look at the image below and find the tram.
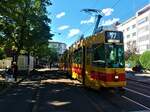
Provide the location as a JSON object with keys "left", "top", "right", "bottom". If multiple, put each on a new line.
{"left": 60, "top": 30, "right": 126, "bottom": 90}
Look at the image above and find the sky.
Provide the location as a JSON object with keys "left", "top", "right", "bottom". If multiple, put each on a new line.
{"left": 47, "top": 0, "right": 149, "bottom": 47}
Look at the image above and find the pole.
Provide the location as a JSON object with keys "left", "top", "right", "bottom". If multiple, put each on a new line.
{"left": 93, "top": 15, "right": 102, "bottom": 34}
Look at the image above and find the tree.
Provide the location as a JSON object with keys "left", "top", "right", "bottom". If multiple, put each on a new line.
{"left": 0, "top": 0, "right": 53, "bottom": 64}
{"left": 0, "top": 47, "right": 6, "bottom": 59}
{"left": 125, "top": 41, "right": 137, "bottom": 60}
{"left": 126, "top": 54, "right": 140, "bottom": 67}
{"left": 33, "top": 44, "right": 58, "bottom": 67}
{"left": 48, "top": 48, "right": 59, "bottom": 64}
{"left": 139, "top": 51, "right": 150, "bottom": 70}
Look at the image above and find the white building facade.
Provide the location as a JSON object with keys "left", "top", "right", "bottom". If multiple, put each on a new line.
{"left": 117, "top": 4, "right": 150, "bottom": 54}
{"left": 48, "top": 41, "right": 67, "bottom": 55}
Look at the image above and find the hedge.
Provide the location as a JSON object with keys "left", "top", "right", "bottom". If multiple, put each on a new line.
{"left": 139, "top": 51, "right": 150, "bottom": 70}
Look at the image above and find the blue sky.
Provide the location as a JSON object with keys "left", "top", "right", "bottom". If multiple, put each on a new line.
{"left": 47, "top": 0, "right": 149, "bottom": 47}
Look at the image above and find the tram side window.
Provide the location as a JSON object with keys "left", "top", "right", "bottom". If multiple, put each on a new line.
{"left": 92, "top": 44, "right": 105, "bottom": 67}
{"left": 73, "top": 49, "right": 82, "bottom": 64}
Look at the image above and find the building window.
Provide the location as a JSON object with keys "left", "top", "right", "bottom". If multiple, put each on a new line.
{"left": 127, "top": 27, "right": 130, "bottom": 31}
{"left": 138, "top": 17, "right": 148, "bottom": 25}
{"left": 147, "top": 45, "right": 150, "bottom": 49}
{"left": 138, "top": 25, "right": 149, "bottom": 34}
{"left": 138, "top": 35, "right": 149, "bottom": 42}
{"left": 132, "top": 32, "right": 136, "bottom": 36}
{"left": 132, "top": 24, "right": 136, "bottom": 29}
{"left": 127, "top": 35, "right": 130, "bottom": 38}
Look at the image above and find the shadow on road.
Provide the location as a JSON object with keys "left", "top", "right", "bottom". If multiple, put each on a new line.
{"left": 37, "top": 80, "right": 97, "bottom": 112}
{"left": 0, "top": 81, "right": 39, "bottom": 112}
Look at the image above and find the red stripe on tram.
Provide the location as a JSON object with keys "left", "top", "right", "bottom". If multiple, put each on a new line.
{"left": 91, "top": 71, "right": 126, "bottom": 82}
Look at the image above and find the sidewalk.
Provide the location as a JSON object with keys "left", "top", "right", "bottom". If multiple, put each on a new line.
{"left": 126, "top": 67, "right": 150, "bottom": 77}
{"left": 36, "top": 67, "right": 59, "bottom": 72}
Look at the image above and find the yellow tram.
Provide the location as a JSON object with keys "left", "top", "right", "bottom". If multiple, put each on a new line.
{"left": 60, "top": 30, "right": 126, "bottom": 90}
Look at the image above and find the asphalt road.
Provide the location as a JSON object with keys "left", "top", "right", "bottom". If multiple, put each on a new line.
{"left": 0, "top": 69, "right": 150, "bottom": 112}
{"left": 35, "top": 71, "right": 150, "bottom": 112}
{"left": 0, "top": 80, "right": 40, "bottom": 112}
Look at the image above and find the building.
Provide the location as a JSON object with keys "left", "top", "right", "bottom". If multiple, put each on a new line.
{"left": 117, "top": 4, "right": 150, "bottom": 54}
{"left": 48, "top": 41, "right": 67, "bottom": 55}
{"left": 0, "top": 55, "right": 34, "bottom": 71}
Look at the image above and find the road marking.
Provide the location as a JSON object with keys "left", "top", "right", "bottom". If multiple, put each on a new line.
{"left": 122, "top": 96, "right": 150, "bottom": 111}
{"left": 124, "top": 87, "right": 150, "bottom": 99}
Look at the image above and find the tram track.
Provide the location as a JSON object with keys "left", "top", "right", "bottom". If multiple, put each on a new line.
{"left": 31, "top": 71, "right": 150, "bottom": 112}
{"left": 64, "top": 71, "right": 150, "bottom": 111}
{"left": 122, "top": 80, "right": 150, "bottom": 111}
{"left": 72, "top": 81, "right": 125, "bottom": 112}
{"left": 127, "top": 78, "right": 150, "bottom": 85}
{"left": 126, "top": 78, "right": 150, "bottom": 96}
{"left": 127, "top": 80, "right": 150, "bottom": 90}
{"left": 72, "top": 79, "right": 150, "bottom": 112}
{"left": 65, "top": 73, "right": 150, "bottom": 112}
{"left": 121, "top": 95, "right": 150, "bottom": 111}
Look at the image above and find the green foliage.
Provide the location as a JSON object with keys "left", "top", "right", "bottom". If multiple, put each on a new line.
{"left": 126, "top": 54, "right": 140, "bottom": 67}
{"left": 139, "top": 51, "right": 150, "bottom": 70}
{"left": 0, "top": 48, "right": 6, "bottom": 59}
{"left": 0, "top": 0, "right": 53, "bottom": 62}
{"left": 33, "top": 44, "right": 58, "bottom": 63}
{"left": 48, "top": 48, "right": 59, "bottom": 63}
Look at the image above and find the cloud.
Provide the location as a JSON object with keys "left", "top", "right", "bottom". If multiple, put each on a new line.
{"left": 58, "top": 25, "right": 70, "bottom": 30}
{"left": 56, "top": 12, "right": 66, "bottom": 19}
{"left": 101, "top": 18, "right": 120, "bottom": 26}
{"left": 102, "top": 8, "right": 114, "bottom": 16}
{"left": 80, "top": 16, "right": 95, "bottom": 24}
{"left": 68, "top": 29, "right": 80, "bottom": 37}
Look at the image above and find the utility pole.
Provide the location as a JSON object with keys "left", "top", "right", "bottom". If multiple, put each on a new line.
{"left": 81, "top": 9, "right": 104, "bottom": 35}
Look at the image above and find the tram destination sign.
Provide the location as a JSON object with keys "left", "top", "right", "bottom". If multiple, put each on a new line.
{"left": 105, "top": 31, "right": 123, "bottom": 43}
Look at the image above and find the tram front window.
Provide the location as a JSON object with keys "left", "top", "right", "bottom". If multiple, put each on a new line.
{"left": 106, "top": 44, "right": 124, "bottom": 68}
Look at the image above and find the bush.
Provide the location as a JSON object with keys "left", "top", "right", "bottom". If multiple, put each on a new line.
{"left": 139, "top": 51, "right": 150, "bottom": 70}
{"left": 0, "top": 48, "right": 6, "bottom": 60}
{"left": 126, "top": 54, "right": 140, "bottom": 67}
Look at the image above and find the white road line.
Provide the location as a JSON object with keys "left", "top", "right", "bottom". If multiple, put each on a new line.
{"left": 122, "top": 96, "right": 150, "bottom": 111}
{"left": 124, "top": 87, "right": 150, "bottom": 99}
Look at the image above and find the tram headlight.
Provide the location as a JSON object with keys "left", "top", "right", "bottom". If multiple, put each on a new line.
{"left": 115, "top": 75, "right": 119, "bottom": 79}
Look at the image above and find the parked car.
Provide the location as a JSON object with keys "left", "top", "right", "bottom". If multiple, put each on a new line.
{"left": 132, "top": 64, "right": 143, "bottom": 73}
